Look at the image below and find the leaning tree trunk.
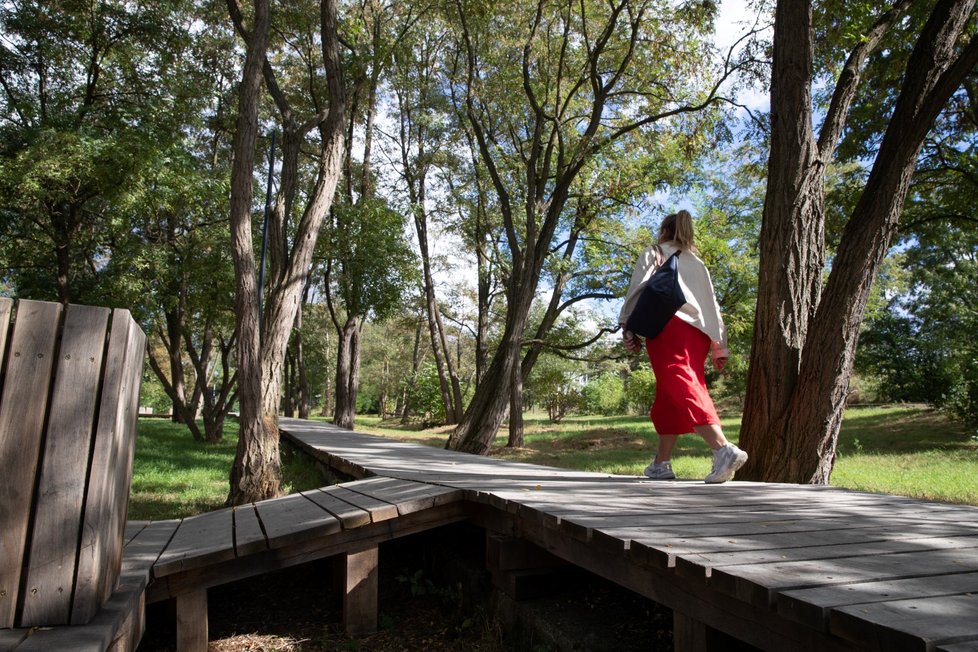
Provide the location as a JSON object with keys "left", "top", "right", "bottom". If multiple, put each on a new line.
{"left": 739, "top": 0, "right": 978, "bottom": 483}
{"left": 227, "top": 0, "right": 274, "bottom": 506}
{"left": 447, "top": 273, "right": 535, "bottom": 454}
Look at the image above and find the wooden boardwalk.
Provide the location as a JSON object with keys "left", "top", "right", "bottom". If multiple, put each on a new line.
{"left": 280, "top": 418, "right": 978, "bottom": 652}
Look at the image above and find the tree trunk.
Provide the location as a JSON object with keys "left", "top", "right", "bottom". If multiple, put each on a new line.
{"left": 401, "top": 318, "right": 424, "bottom": 423}
{"left": 507, "top": 351, "right": 524, "bottom": 448}
{"left": 227, "top": 0, "right": 275, "bottom": 506}
{"left": 164, "top": 309, "right": 189, "bottom": 424}
{"left": 333, "top": 316, "right": 360, "bottom": 429}
{"left": 320, "top": 327, "right": 333, "bottom": 417}
{"left": 738, "top": 0, "right": 824, "bottom": 480}
{"left": 228, "top": 0, "right": 346, "bottom": 505}
{"left": 447, "top": 274, "right": 535, "bottom": 454}
{"left": 739, "top": 0, "right": 978, "bottom": 483}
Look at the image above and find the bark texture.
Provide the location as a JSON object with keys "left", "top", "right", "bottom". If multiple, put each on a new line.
{"left": 739, "top": 0, "right": 978, "bottom": 483}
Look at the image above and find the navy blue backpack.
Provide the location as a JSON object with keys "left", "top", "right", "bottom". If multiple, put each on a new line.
{"left": 625, "top": 248, "right": 686, "bottom": 340}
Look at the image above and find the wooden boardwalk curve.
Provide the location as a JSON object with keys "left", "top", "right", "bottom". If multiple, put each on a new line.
{"left": 279, "top": 417, "right": 978, "bottom": 652}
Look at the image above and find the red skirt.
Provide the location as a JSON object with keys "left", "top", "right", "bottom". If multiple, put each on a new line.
{"left": 645, "top": 316, "right": 720, "bottom": 435}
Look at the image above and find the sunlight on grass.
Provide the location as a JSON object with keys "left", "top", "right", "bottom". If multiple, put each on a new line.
{"left": 130, "top": 418, "right": 334, "bottom": 520}
{"left": 357, "top": 407, "right": 978, "bottom": 506}
{"left": 130, "top": 405, "right": 976, "bottom": 522}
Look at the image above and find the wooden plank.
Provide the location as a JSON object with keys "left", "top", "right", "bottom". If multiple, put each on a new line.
{"left": 675, "top": 534, "right": 978, "bottom": 580}
{"left": 176, "top": 589, "right": 208, "bottom": 652}
{"left": 121, "top": 520, "right": 180, "bottom": 578}
{"left": 634, "top": 520, "right": 978, "bottom": 561}
{"left": 13, "top": 574, "right": 147, "bottom": 652}
{"left": 341, "top": 476, "right": 462, "bottom": 515}
{"left": 937, "top": 641, "right": 978, "bottom": 652}
{"left": 0, "top": 297, "right": 11, "bottom": 365}
{"left": 326, "top": 484, "right": 399, "bottom": 522}
{"left": 233, "top": 504, "right": 268, "bottom": 557}
{"left": 0, "top": 299, "right": 62, "bottom": 628}
{"left": 710, "top": 546, "right": 978, "bottom": 608}
{"left": 146, "top": 502, "right": 469, "bottom": 604}
{"left": 253, "top": 493, "right": 341, "bottom": 548}
{"left": 124, "top": 522, "right": 150, "bottom": 546}
{"left": 101, "top": 311, "right": 146, "bottom": 599}
{"left": 153, "top": 508, "right": 235, "bottom": 577}
{"left": 72, "top": 310, "right": 145, "bottom": 624}
{"left": 342, "top": 547, "right": 378, "bottom": 637}
{"left": 301, "top": 487, "right": 372, "bottom": 529}
{"left": 21, "top": 305, "right": 110, "bottom": 626}
{"left": 0, "top": 628, "right": 29, "bottom": 651}
{"left": 830, "top": 593, "right": 978, "bottom": 652}
{"left": 778, "top": 571, "right": 978, "bottom": 631}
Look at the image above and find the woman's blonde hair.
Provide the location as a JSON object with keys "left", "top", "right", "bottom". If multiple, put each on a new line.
{"left": 658, "top": 209, "right": 697, "bottom": 252}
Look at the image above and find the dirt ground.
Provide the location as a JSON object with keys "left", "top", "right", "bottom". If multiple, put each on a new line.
{"left": 137, "top": 525, "right": 673, "bottom": 651}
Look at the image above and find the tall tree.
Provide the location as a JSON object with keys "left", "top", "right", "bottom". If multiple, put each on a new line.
{"left": 739, "top": 0, "right": 978, "bottom": 483}
{"left": 0, "top": 1, "right": 191, "bottom": 303}
{"left": 226, "top": 0, "right": 346, "bottom": 504}
{"left": 390, "top": 22, "right": 466, "bottom": 424}
{"left": 322, "top": 198, "right": 417, "bottom": 428}
{"left": 444, "top": 0, "right": 737, "bottom": 454}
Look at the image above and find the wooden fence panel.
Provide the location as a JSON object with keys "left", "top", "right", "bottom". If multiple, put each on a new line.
{"left": 72, "top": 309, "right": 145, "bottom": 624}
{"left": 20, "top": 305, "right": 111, "bottom": 626}
{"left": 0, "top": 299, "right": 63, "bottom": 628}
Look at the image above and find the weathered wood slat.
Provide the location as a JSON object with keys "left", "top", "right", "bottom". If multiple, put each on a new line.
{"left": 153, "top": 509, "right": 235, "bottom": 577}
{"left": 937, "top": 640, "right": 978, "bottom": 652}
{"left": 12, "top": 574, "right": 147, "bottom": 652}
{"left": 340, "top": 477, "right": 462, "bottom": 515}
{"left": 0, "top": 628, "right": 29, "bottom": 651}
{"left": 233, "top": 504, "right": 268, "bottom": 557}
{"left": 326, "top": 484, "right": 399, "bottom": 522}
{"left": 72, "top": 310, "right": 145, "bottom": 625}
{"left": 830, "top": 593, "right": 978, "bottom": 652}
{"left": 121, "top": 520, "right": 180, "bottom": 577}
{"left": 254, "top": 493, "right": 341, "bottom": 548}
{"left": 778, "top": 571, "right": 978, "bottom": 631}
{"left": 21, "top": 305, "right": 110, "bottom": 626}
{"left": 301, "top": 488, "right": 372, "bottom": 529}
{"left": 711, "top": 546, "right": 978, "bottom": 608}
{"left": 124, "top": 522, "right": 150, "bottom": 546}
{"left": 0, "top": 299, "right": 62, "bottom": 628}
{"left": 675, "top": 534, "right": 978, "bottom": 579}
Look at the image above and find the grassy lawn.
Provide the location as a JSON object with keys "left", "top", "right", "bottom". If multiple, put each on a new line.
{"left": 128, "top": 404, "right": 978, "bottom": 520}
{"left": 355, "top": 405, "right": 978, "bottom": 506}
{"left": 129, "top": 419, "right": 324, "bottom": 520}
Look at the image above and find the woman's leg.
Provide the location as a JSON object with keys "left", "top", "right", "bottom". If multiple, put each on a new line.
{"left": 656, "top": 434, "right": 679, "bottom": 461}
{"left": 693, "top": 423, "right": 728, "bottom": 450}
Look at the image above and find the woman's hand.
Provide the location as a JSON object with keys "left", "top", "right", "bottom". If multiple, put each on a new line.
{"left": 622, "top": 329, "right": 643, "bottom": 353}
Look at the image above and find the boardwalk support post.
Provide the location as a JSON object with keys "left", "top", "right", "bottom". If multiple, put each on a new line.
{"left": 342, "top": 546, "right": 379, "bottom": 636}
{"left": 176, "top": 590, "right": 208, "bottom": 652}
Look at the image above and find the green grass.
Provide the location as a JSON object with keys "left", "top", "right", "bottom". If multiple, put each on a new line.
{"left": 128, "top": 405, "right": 978, "bottom": 521}
{"left": 128, "top": 418, "right": 327, "bottom": 520}
{"left": 356, "top": 405, "right": 978, "bottom": 506}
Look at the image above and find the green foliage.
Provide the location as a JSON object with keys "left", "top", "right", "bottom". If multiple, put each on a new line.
{"left": 403, "top": 362, "right": 448, "bottom": 425}
{"left": 525, "top": 353, "right": 584, "bottom": 422}
{"left": 324, "top": 198, "right": 418, "bottom": 321}
{"left": 582, "top": 371, "right": 626, "bottom": 416}
{"left": 624, "top": 367, "right": 655, "bottom": 416}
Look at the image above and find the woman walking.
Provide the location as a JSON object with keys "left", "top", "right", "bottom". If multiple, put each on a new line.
{"left": 619, "top": 210, "right": 747, "bottom": 483}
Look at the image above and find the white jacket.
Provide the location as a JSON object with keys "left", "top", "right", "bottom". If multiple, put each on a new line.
{"left": 618, "top": 241, "right": 729, "bottom": 359}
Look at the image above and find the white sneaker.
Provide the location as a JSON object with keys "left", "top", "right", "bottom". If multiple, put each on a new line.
{"left": 704, "top": 444, "right": 747, "bottom": 483}
{"left": 643, "top": 458, "right": 676, "bottom": 480}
